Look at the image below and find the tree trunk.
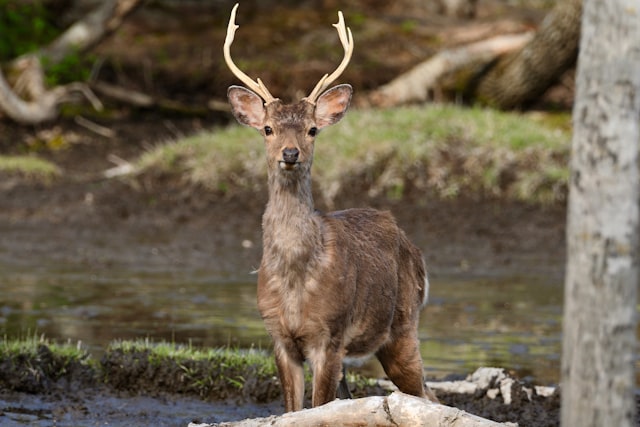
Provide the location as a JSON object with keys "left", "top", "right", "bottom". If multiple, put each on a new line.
{"left": 473, "top": 0, "right": 582, "bottom": 108}
{"left": 561, "top": 0, "right": 640, "bottom": 426}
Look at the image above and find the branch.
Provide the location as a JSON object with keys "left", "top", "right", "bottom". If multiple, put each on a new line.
{"left": 190, "top": 391, "right": 509, "bottom": 427}
{"left": 91, "top": 81, "right": 213, "bottom": 115}
{"left": 367, "top": 32, "right": 533, "bottom": 108}
{"left": 0, "top": 0, "right": 140, "bottom": 124}
{"left": 0, "top": 55, "right": 103, "bottom": 125}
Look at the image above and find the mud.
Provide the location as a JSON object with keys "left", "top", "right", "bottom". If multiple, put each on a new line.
{"left": 0, "top": 344, "right": 565, "bottom": 427}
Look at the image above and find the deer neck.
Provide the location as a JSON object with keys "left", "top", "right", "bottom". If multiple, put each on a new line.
{"left": 262, "top": 167, "right": 322, "bottom": 274}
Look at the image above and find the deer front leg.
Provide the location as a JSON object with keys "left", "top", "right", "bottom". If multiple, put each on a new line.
{"left": 308, "top": 347, "right": 343, "bottom": 407}
{"left": 274, "top": 343, "right": 305, "bottom": 412}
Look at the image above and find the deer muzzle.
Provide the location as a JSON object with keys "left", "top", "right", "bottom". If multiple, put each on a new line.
{"left": 280, "top": 147, "right": 300, "bottom": 170}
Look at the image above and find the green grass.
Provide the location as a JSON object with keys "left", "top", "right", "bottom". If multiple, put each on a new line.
{"left": 104, "top": 339, "right": 279, "bottom": 397}
{"left": 136, "top": 105, "right": 571, "bottom": 204}
{"left": 0, "top": 155, "right": 61, "bottom": 182}
{"left": 0, "top": 334, "right": 94, "bottom": 392}
{"left": 0, "top": 334, "right": 86, "bottom": 361}
{"left": 108, "top": 338, "right": 276, "bottom": 374}
{"left": 1, "top": 337, "right": 384, "bottom": 400}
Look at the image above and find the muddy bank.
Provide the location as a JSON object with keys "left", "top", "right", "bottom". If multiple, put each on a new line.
{"left": 0, "top": 171, "right": 567, "bottom": 281}
{"left": 0, "top": 342, "right": 564, "bottom": 427}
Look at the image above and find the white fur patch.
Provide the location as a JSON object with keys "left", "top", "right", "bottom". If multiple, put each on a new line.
{"left": 344, "top": 354, "right": 373, "bottom": 367}
{"left": 422, "top": 259, "right": 430, "bottom": 307}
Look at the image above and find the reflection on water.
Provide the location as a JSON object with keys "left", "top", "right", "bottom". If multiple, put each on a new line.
{"left": 424, "top": 277, "right": 562, "bottom": 384}
{"left": 0, "top": 262, "right": 565, "bottom": 385}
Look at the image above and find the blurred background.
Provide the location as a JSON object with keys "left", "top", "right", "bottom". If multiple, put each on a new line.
{"left": 0, "top": 0, "right": 579, "bottom": 386}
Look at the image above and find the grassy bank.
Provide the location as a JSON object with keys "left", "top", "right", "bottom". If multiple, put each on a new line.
{"left": 0, "top": 337, "right": 379, "bottom": 401}
{"left": 0, "top": 105, "right": 571, "bottom": 204}
{"left": 137, "top": 105, "right": 571, "bottom": 204}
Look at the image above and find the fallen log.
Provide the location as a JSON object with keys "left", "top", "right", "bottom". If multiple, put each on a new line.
{"left": 367, "top": 32, "right": 533, "bottom": 108}
{"left": 189, "top": 391, "right": 512, "bottom": 427}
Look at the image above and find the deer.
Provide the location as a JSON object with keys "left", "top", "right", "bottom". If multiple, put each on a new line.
{"left": 223, "top": 3, "right": 438, "bottom": 412}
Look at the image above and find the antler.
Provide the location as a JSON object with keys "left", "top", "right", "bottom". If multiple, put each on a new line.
{"left": 305, "top": 11, "right": 354, "bottom": 104}
{"left": 224, "top": 3, "right": 277, "bottom": 104}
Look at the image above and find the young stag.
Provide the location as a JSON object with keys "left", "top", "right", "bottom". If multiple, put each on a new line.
{"left": 224, "top": 4, "right": 438, "bottom": 411}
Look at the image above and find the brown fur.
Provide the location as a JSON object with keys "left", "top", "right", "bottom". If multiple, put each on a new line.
{"left": 228, "top": 84, "right": 437, "bottom": 411}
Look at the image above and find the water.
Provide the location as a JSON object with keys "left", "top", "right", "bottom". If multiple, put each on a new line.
{"left": 0, "top": 264, "right": 564, "bottom": 385}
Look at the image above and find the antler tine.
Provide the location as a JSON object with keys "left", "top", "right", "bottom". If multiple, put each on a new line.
{"left": 305, "top": 11, "right": 354, "bottom": 104}
{"left": 224, "top": 3, "right": 276, "bottom": 103}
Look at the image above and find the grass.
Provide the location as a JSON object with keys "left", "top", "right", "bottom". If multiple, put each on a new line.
{"left": 0, "top": 155, "right": 61, "bottom": 182}
{"left": 1, "top": 337, "right": 383, "bottom": 400}
{"left": 104, "top": 339, "right": 279, "bottom": 397}
{"left": 0, "top": 334, "right": 94, "bottom": 392}
{"left": 0, "top": 333, "right": 87, "bottom": 361}
{"left": 108, "top": 338, "right": 277, "bottom": 377}
{"left": 136, "top": 105, "right": 571, "bottom": 204}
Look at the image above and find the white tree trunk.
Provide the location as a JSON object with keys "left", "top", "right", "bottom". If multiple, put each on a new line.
{"left": 561, "top": 0, "right": 640, "bottom": 426}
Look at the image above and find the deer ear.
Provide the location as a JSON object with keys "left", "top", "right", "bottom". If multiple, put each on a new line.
{"left": 227, "top": 86, "right": 266, "bottom": 129}
{"left": 314, "top": 84, "right": 352, "bottom": 129}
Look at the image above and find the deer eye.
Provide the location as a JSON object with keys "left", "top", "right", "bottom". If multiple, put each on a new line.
{"left": 308, "top": 127, "right": 318, "bottom": 137}
{"left": 264, "top": 126, "right": 273, "bottom": 135}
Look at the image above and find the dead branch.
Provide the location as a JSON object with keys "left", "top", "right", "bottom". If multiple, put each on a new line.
{"left": 0, "top": 0, "right": 141, "bottom": 124}
{"left": 0, "top": 57, "right": 102, "bottom": 124}
{"left": 367, "top": 32, "right": 533, "bottom": 108}
{"left": 91, "top": 81, "right": 213, "bottom": 115}
{"left": 91, "top": 81, "right": 154, "bottom": 108}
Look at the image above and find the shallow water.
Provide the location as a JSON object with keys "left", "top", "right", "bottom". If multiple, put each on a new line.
{"left": 0, "top": 262, "right": 563, "bottom": 385}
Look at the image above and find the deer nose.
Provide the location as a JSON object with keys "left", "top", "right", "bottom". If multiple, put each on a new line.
{"left": 282, "top": 147, "right": 300, "bottom": 164}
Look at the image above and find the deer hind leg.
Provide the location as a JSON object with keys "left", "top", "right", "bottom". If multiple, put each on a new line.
{"left": 308, "top": 348, "right": 343, "bottom": 407}
{"left": 274, "top": 344, "right": 305, "bottom": 412}
{"left": 376, "top": 333, "right": 439, "bottom": 403}
{"left": 336, "top": 364, "right": 352, "bottom": 399}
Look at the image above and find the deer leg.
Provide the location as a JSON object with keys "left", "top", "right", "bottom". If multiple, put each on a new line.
{"left": 309, "top": 348, "right": 343, "bottom": 407}
{"left": 376, "top": 333, "right": 439, "bottom": 403}
{"left": 336, "top": 364, "right": 352, "bottom": 399}
{"left": 274, "top": 344, "right": 305, "bottom": 412}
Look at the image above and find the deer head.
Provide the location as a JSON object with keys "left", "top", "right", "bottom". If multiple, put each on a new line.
{"left": 225, "top": 4, "right": 353, "bottom": 179}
